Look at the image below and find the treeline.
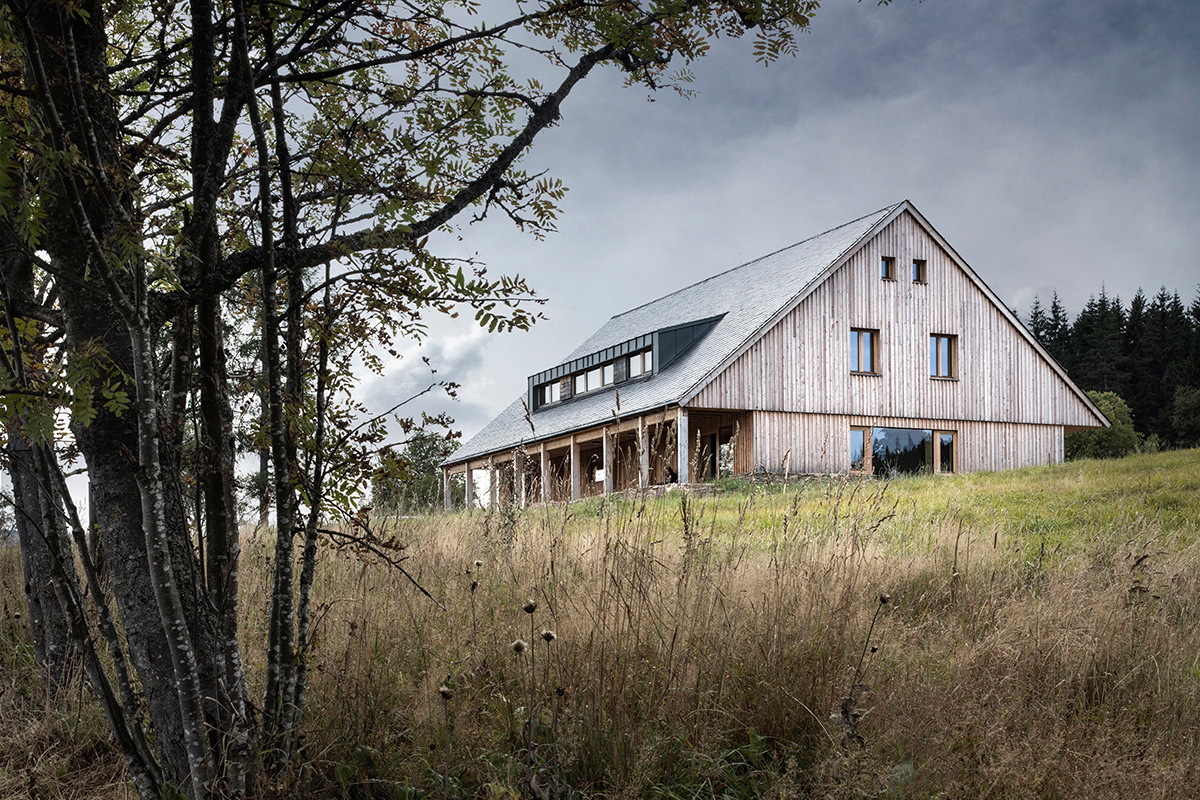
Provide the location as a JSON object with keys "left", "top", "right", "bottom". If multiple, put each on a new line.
{"left": 1025, "top": 286, "right": 1200, "bottom": 449}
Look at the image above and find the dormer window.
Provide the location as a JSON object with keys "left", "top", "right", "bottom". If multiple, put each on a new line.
{"left": 540, "top": 382, "right": 561, "bottom": 406}
{"left": 628, "top": 350, "right": 652, "bottom": 378}
{"left": 528, "top": 317, "right": 715, "bottom": 412}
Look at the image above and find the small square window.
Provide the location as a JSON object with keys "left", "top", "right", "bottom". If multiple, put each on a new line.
{"left": 850, "top": 328, "right": 879, "bottom": 374}
{"left": 881, "top": 257, "right": 896, "bottom": 280}
{"left": 912, "top": 259, "right": 926, "bottom": 283}
{"left": 586, "top": 367, "right": 601, "bottom": 390}
{"left": 930, "top": 334, "right": 956, "bottom": 378}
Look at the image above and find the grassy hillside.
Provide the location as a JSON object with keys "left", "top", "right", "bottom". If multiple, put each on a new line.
{"left": 4, "top": 450, "right": 1199, "bottom": 798}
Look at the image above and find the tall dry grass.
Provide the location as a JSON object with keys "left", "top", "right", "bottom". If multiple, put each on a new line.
{"left": 3, "top": 451, "right": 1199, "bottom": 798}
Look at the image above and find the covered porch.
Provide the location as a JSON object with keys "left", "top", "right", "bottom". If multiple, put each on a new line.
{"left": 441, "top": 407, "right": 750, "bottom": 510}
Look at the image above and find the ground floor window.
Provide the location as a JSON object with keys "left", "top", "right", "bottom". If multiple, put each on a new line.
{"left": 850, "top": 426, "right": 956, "bottom": 475}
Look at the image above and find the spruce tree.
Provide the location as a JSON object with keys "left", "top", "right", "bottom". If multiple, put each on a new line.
{"left": 1027, "top": 295, "right": 1049, "bottom": 345}
{"left": 1046, "top": 291, "right": 1073, "bottom": 368}
{"left": 1072, "top": 288, "right": 1126, "bottom": 393}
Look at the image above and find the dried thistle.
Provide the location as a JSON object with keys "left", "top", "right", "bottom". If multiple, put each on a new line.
{"left": 438, "top": 685, "right": 454, "bottom": 700}
{"left": 511, "top": 638, "right": 528, "bottom": 655}
{"left": 541, "top": 629, "right": 557, "bottom": 643}
{"left": 522, "top": 598, "right": 538, "bottom": 614}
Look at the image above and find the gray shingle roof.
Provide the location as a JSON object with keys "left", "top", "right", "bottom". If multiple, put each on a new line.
{"left": 446, "top": 203, "right": 901, "bottom": 465}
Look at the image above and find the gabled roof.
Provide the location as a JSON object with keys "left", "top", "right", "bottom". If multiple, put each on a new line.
{"left": 445, "top": 203, "right": 903, "bottom": 465}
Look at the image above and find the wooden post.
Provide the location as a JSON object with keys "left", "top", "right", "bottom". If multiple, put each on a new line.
{"left": 677, "top": 407, "right": 689, "bottom": 485}
{"left": 443, "top": 468, "right": 451, "bottom": 512}
{"left": 540, "top": 446, "right": 550, "bottom": 504}
{"left": 638, "top": 417, "right": 649, "bottom": 489}
{"left": 602, "top": 427, "right": 613, "bottom": 495}
{"left": 465, "top": 465, "right": 474, "bottom": 511}
{"left": 570, "top": 435, "right": 581, "bottom": 500}
{"left": 488, "top": 456, "right": 497, "bottom": 508}
{"left": 517, "top": 450, "right": 527, "bottom": 507}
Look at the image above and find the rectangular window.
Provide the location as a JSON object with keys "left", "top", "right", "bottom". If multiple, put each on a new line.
{"left": 850, "top": 328, "right": 878, "bottom": 374}
{"left": 930, "top": 334, "right": 956, "bottom": 378}
{"left": 574, "top": 374, "right": 587, "bottom": 395}
{"left": 850, "top": 428, "right": 868, "bottom": 472}
{"left": 628, "top": 350, "right": 652, "bottom": 378}
{"left": 644, "top": 350, "right": 652, "bottom": 372}
{"left": 602, "top": 363, "right": 614, "bottom": 385}
{"left": 912, "top": 259, "right": 926, "bottom": 282}
{"left": 587, "top": 367, "right": 602, "bottom": 390}
{"left": 938, "top": 432, "right": 955, "bottom": 473}
{"left": 881, "top": 256, "right": 896, "bottom": 280}
{"left": 853, "top": 426, "right": 958, "bottom": 475}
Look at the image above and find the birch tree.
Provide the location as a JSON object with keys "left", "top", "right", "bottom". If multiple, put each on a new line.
{"left": 0, "top": 1, "right": 819, "bottom": 796}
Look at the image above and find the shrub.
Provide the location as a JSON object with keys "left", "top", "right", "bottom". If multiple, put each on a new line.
{"left": 1066, "top": 390, "right": 1138, "bottom": 460}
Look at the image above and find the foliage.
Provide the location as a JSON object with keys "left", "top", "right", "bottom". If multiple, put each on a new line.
{"left": 5, "top": 450, "right": 1200, "bottom": 799}
{"left": 1065, "top": 390, "right": 1139, "bottom": 460}
{"left": 1172, "top": 385, "right": 1200, "bottom": 448}
{"left": 372, "top": 430, "right": 463, "bottom": 513}
{"left": 1027, "top": 285, "right": 1200, "bottom": 446}
{"left": 0, "top": 1, "right": 827, "bottom": 797}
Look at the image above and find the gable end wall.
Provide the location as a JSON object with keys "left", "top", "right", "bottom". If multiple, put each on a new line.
{"left": 691, "top": 211, "right": 1099, "bottom": 429}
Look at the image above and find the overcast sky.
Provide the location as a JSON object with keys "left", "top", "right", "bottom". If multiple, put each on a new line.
{"left": 362, "top": 0, "right": 1200, "bottom": 444}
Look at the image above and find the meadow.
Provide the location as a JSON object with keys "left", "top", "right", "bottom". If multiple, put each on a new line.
{"left": 3, "top": 449, "right": 1199, "bottom": 798}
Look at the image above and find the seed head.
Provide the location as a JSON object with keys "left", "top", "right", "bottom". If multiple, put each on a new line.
{"left": 541, "top": 629, "right": 557, "bottom": 643}
{"left": 474, "top": 560, "right": 483, "bottom": 569}
{"left": 438, "top": 685, "right": 454, "bottom": 700}
{"left": 511, "top": 638, "right": 528, "bottom": 655}
{"left": 470, "top": 580, "right": 478, "bottom": 594}
{"left": 522, "top": 599, "right": 538, "bottom": 614}
{"left": 879, "top": 594, "right": 891, "bottom": 606}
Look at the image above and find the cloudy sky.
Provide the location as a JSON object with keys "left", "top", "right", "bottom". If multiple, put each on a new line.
{"left": 362, "top": 0, "right": 1200, "bottom": 444}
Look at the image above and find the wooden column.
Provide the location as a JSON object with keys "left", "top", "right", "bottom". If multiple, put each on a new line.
{"left": 677, "top": 407, "right": 689, "bottom": 485}
{"left": 488, "top": 456, "right": 497, "bottom": 508}
{"left": 638, "top": 417, "right": 649, "bottom": 489}
{"left": 465, "top": 465, "right": 474, "bottom": 511}
{"left": 540, "top": 446, "right": 550, "bottom": 504}
{"left": 443, "top": 468, "right": 451, "bottom": 512}
{"left": 517, "top": 450, "right": 527, "bottom": 507}
{"left": 602, "top": 427, "right": 613, "bottom": 495}
{"left": 569, "top": 435, "right": 581, "bottom": 500}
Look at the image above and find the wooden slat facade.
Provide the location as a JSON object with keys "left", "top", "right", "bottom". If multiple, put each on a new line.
{"left": 745, "top": 411, "right": 1062, "bottom": 474}
{"left": 688, "top": 210, "right": 1097, "bottom": 473}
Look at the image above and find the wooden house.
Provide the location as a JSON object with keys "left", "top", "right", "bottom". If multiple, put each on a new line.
{"left": 441, "top": 201, "right": 1108, "bottom": 507}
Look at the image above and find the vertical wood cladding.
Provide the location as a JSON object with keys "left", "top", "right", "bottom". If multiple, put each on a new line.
{"left": 691, "top": 210, "right": 1097, "bottom": 429}
{"left": 747, "top": 411, "right": 1063, "bottom": 474}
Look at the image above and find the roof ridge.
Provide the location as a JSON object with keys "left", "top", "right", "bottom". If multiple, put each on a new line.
{"left": 608, "top": 202, "right": 903, "bottom": 321}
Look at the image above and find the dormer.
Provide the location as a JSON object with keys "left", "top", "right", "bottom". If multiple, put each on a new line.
{"left": 527, "top": 315, "right": 724, "bottom": 411}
